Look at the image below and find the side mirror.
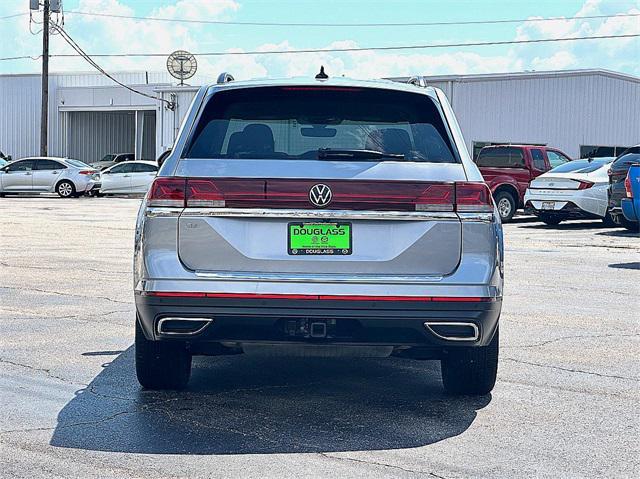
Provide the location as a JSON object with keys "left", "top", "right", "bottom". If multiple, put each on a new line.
{"left": 102, "top": 170, "right": 111, "bottom": 175}
{"left": 0, "top": 167, "right": 8, "bottom": 173}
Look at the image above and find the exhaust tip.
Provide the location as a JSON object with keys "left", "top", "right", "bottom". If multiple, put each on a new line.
{"left": 424, "top": 322, "right": 479, "bottom": 342}
{"left": 157, "top": 317, "right": 213, "bottom": 336}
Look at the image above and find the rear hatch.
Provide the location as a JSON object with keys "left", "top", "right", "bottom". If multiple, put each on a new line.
{"left": 173, "top": 163, "right": 470, "bottom": 278}
{"left": 156, "top": 85, "right": 492, "bottom": 280}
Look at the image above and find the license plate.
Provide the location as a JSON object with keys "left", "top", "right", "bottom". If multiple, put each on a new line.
{"left": 288, "top": 222, "right": 352, "bottom": 255}
{"left": 541, "top": 201, "right": 555, "bottom": 210}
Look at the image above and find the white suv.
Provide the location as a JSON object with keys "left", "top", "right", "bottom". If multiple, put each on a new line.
{"left": 133, "top": 75, "right": 504, "bottom": 395}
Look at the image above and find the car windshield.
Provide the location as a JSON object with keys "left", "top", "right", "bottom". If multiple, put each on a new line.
{"left": 66, "top": 159, "right": 92, "bottom": 168}
{"left": 549, "top": 158, "right": 614, "bottom": 174}
{"left": 100, "top": 154, "right": 116, "bottom": 162}
{"left": 185, "top": 86, "right": 458, "bottom": 163}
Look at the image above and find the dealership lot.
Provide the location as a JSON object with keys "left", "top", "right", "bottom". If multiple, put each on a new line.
{"left": 0, "top": 196, "right": 638, "bottom": 479}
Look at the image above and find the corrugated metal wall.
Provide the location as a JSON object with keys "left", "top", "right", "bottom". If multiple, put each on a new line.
{"left": 1, "top": 70, "right": 639, "bottom": 162}
{"left": 429, "top": 73, "right": 640, "bottom": 158}
{"left": 67, "top": 111, "right": 135, "bottom": 164}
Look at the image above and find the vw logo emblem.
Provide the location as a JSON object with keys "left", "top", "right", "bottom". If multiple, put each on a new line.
{"left": 309, "top": 184, "right": 332, "bottom": 207}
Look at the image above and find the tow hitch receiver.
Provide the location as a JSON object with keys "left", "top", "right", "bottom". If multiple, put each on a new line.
{"left": 284, "top": 319, "right": 330, "bottom": 339}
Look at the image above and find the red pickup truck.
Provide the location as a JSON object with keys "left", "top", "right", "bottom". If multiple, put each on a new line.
{"left": 475, "top": 145, "right": 572, "bottom": 222}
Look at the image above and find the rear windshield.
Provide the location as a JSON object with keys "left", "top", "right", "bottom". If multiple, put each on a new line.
{"left": 476, "top": 147, "right": 525, "bottom": 168}
{"left": 550, "top": 158, "right": 613, "bottom": 174}
{"left": 185, "top": 86, "right": 458, "bottom": 163}
{"left": 66, "top": 159, "right": 91, "bottom": 168}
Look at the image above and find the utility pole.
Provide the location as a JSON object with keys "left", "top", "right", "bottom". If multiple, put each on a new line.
{"left": 40, "top": 0, "right": 50, "bottom": 156}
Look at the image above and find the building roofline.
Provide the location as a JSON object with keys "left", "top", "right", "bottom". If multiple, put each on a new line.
{"left": 388, "top": 68, "right": 640, "bottom": 84}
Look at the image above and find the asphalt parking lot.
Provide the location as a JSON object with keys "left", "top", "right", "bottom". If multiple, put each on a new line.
{"left": 0, "top": 195, "right": 638, "bottom": 479}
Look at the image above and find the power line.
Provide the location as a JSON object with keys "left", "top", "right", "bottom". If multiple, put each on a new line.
{"left": 30, "top": 32, "right": 640, "bottom": 59}
{"left": 49, "top": 24, "right": 174, "bottom": 108}
{"left": 65, "top": 10, "right": 640, "bottom": 27}
{"left": 0, "top": 12, "right": 29, "bottom": 20}
{"left": 2, "top": 31, "right": 638, "bottom": 63}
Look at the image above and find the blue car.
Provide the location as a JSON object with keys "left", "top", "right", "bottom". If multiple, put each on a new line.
{"left": 621, "top": 164, "right": 640, "bottom": 232}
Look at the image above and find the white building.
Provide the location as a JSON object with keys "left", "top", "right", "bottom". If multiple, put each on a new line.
{"left": 1, "top": 69, "right": 638, "bottom": 163}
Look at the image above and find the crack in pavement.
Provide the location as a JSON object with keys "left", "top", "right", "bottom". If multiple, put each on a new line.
{"left": 0, "top": 285, "right": 130, "bottom": 305}
{"left": 319, "top": 453, "right": 448, "bottom": 478}
{"left": 501, "top": 357, "right": 639, "bottom": 382}
{"left": 0, "top": 261, "right": 129, "bottom": 275}
{"left": 0, "top": 358, "right": 88, "bottom": 387}
{"left": 503, "top": 332, "right": 640, "bottom": 349}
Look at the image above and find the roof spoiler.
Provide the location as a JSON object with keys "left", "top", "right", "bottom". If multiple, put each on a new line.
{"left": 216, "top": 72, "right": 235, "bottom": 84}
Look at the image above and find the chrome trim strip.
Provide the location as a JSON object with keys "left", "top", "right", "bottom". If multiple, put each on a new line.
{"left": 157, "top": 317, "right": 214, "bottom": 336}
{"left": 180, "top": 208, "right": 459, "bottom": 221}
{"left": 146, "top": 207, "right": 183, "bottom": 217}
{"left": 147, "top": 207, "right": 492, "bottom": 222}
{"left": 423, "top": 321, "right": 479, "bottom": 342}
{"left": 457, "top": 212, "right": 494, "bottom": 222}
{"left": 194, "top": 270, "right": 443, "bottom": 284}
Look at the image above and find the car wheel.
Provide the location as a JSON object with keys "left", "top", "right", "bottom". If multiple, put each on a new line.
{"left": 602, "top": 210, "right": 617, "bottom": 227}
{"left": 539, "top": 214, "right": 562, "bottom": 226}
{"left": 441, "top": 327, "right": 499, "bottom": 395}
{"left": 56, "top": 180, "right": 76, "bottom": 198}
{"left": 135, "top": 319, "right": 192, "bottom": 390}
{"left": 619, "top": 216, "right": 640, "bottom": 232}
{"left": 494, "top": 191, "right": 516, "bottom": 223}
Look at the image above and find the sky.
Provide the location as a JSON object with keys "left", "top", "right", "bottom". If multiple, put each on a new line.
{"left": 0, "top": 0, "right": 638, "bottom": 80}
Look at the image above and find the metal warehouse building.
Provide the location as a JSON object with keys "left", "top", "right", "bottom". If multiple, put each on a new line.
{"left": 0, "top": 68, "right": 638, "bottom": 163}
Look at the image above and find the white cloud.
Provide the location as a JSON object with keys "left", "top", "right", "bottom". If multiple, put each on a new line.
{"left": 1, "top": 0, "right": 638, "bottom": 79}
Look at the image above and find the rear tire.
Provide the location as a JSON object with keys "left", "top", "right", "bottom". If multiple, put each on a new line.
{"left": 56, "top": 180, "right": 76, "bottom": 198}
{"left": 602, "top": 210, "right": 617, "bottom": 227}
{"left": 618, "top": 215, "right": 640, "bottom": 232}
{"left": 539, "top": 214, "right": 562, "bottom": 226}
{"left": 441, "top": 327, "right": 498, "bottom": 395}
{"left": 135, "top": 319, "right": 192, "bottom": 390}
{"left": 494, "top": 191, "right": 516, "bottom": 223}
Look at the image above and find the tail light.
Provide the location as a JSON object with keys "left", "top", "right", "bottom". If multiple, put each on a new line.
{"left": 78, "top": 170, "right": 95, "bottom": 175}
{"left": 625, "top": 173, "right": 633, "bottom": 198}
{"left": 414, "top": 184, "right": 454, "bottom": 211}
{"left": 455, "top": 182, "right": 494, "bottom": 212}
{"left": 577, "top": 180, "right": 594, "bottom": 190}
{"left": 147, "top": 178, "right": 186, "bottom": 207}
{"left": 147, "top": 178, "right": 494, "bottom": 213}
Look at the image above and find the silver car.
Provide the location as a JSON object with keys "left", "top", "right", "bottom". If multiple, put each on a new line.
{"left": 0, "top": 157, "right": 98, "bottom": 197}
{"left": 134, "top": 76, "right": 504, "bottom": 394}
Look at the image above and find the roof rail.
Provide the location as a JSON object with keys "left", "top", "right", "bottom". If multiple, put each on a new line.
{"left": 217, "top": 72, "right": 235, "bottom": 84}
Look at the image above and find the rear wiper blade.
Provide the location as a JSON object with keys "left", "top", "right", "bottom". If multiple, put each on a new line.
{"left": 317, "top": 148, "right": 404, "bottom": 160}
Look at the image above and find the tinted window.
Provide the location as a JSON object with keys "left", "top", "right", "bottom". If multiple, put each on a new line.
{"left": 547, "top": 151, "right": 570, "bottom": 168}
{"left": 35, "top": 159, "right": 65, "bottom": 170}
{"left": 611, "top": 152, "right": 640, "bottom": 171}
{"left": 476, "top": 147, "right": 525, "bottom": 168}
{"left": 550, "top": 158, "right": 613, "bottom": 174}
{"left": 109, "top": 163, "right": 135, "bottom": 174}
{"left": 6, "top": 160, "right": 35, "bottom": 172}
{"left": 132, "top": 163, "right": 157, "bottom": 173}
{"left": 530, "top": 149, "right": 546, "bottom": 170}
{"left": 186, "top": 87, "right": 457, "bottom": 163}
{"left": 114, "top": 154, "right": 134, "bottom": 163}
{"left": 66, "top": 159, "right": 91, "bottom": 168}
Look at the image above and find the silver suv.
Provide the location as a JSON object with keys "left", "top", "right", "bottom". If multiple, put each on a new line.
{"left": 134, "top": 76, "right": 504, "bottom": 395}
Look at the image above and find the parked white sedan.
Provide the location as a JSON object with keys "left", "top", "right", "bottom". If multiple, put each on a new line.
{"left": 98, "top": 161, "right": 158, "bottom": 195}
{"left": 524, "top": 157, "right": 615, "bottom": 225}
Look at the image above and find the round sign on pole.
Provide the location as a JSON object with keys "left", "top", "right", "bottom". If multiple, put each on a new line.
{"left": 166, "top": 50, "right": 197, "bottom": 85}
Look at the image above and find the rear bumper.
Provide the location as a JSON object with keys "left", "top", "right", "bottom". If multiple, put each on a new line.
{"left": 135, "top": 294, "right": 501, "bottom": 350}
{"left": 525, "top": 200, "right": 601, "bottom": 220}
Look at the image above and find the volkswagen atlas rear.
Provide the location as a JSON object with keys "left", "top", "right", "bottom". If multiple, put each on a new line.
{"left": 134, "top": 77, "right": 504, "bottom": 395}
